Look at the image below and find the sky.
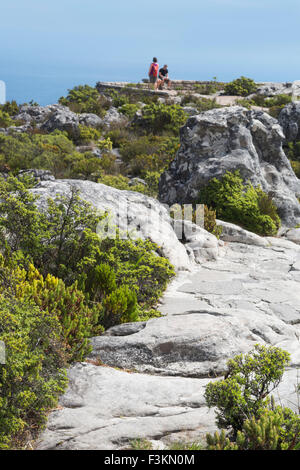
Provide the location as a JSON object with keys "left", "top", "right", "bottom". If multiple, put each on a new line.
{"left": 1, "top": 0, "right": 300, "bottom": 104}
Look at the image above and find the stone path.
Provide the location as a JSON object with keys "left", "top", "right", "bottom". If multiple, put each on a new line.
{"left": 37, "top": 237, "right": 300, "bottom": 450}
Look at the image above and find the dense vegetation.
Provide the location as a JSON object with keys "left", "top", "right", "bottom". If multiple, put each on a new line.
{"left": 224, "top": 76, "right": 257, "bottom": 96}
{"left": 198, "top": 171, "right": 281, "bottom": 236}
{"left": 0, "top": 176, "right": 174, "bottom": 448}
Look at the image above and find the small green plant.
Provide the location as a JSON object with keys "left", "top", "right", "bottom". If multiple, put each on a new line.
{"left": 136, "top": 102, "right": 187, "bottom": 135}
{"left": 59, "top": 85, "right": 110, "bottom": 117}
{"left": 207, "top": 402, "right": 300, "bottom": 450}
{"left": 204, "top": 344, "right": 290, "bottom": 436}
{"left": 224, "top": 77, "right": 257, "bottom": 96}
{"left": 0, "top": 100, "right": 19, "bottom": 116}
{"left": 0, "top": 110, "right": 15, "bottom": 129}
{"left": 291, "top": 160, "right": 300, "bottom": 178}
{"left": 119, "top": 103, "right": 140, "bottom": 119}
{"left": 198, "top": 171, "right": 281, "bottom": 236}
{"left": 0, "top": 295, "right": 68, "bottom": 449}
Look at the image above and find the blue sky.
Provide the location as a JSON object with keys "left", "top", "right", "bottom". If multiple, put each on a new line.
{"left": 1, "top": 0, "right": 299, "bottom": 104}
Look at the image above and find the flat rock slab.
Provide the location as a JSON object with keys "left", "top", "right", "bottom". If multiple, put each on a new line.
{"left": 38, "top": 238, "right": 300, "bottom": 450}
{"left": 37, "top": 364, "right": 216, "bottom": 450}
{"left": 87, "top": 241, "right": 300, "bottom": 377}
{"left": 36, "top": 364, "right": 299, "bottom": 450}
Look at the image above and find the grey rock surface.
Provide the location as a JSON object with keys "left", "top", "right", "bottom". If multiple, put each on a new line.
{"left": 88, "top": 239, "right": 300, "bottom": 377}
{"left": 36, "top": 364, "right": 216, "bottom": 450}
{"left": 279, "top": 101, "right": 300, "bottom": 142}
{"left": 101, "top": 106, "right": 127, "bottom": 128}
{"left": 217, "top": 219, "right": 269, "bottom": 247}
{"left": 283, "top": 227, "right": 300, "bottom": 245}
{"left": 37, "top": 237, "right": 300, "bottom": 450}
{"left": 255, "top": 81, "right": 300, "bottom": 97}
{"left": 159, "top": 106, "right": 300, "bottom": 227}
{"left": 13, "top": 104, "right": 102, "bottom": 135}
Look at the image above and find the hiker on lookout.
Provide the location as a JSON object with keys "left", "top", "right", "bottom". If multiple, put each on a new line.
{"left": 159, "top": 64, "right": 171, "bottom": 89}
{"left": 148, "top": 57, "right": 159, "bottom": 90}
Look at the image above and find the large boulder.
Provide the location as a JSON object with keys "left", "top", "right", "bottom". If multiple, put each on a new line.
{"left": 159, "top": 106, "right": 300, "bottom": 227}
{"left": 279, "top": 101, "right": 300, "bottom": 142}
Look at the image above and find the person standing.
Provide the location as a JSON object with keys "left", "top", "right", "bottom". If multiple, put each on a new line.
{"left": 148, "top": 57, "right": 159, "bottom": 90}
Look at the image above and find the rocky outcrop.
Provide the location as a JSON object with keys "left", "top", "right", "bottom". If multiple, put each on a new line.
{"left": 282, "top": 227, "right": 300, "bottom": 245}
{"left": 159, "top": 106, "right": 300, "bottom": 227}
{"left": 101, "top": 106, "right": 127, "bottom": 128}
{"left": 279, "top": 101, "right": 300, "bottom": 142}
{"left": 255, "top": 81, "right": 300, "bottom": 97}
{"left": 13, "top": 104, "right": 102, "bottom": 136}
{"left": 37, "top": 237, "right": 300, "bottom": 450}
{"left": 216, "top": 220, "right": 269, "bottom": 247}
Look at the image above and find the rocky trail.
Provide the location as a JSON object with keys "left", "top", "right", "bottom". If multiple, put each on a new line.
{"left": 37, "top": 236, "right": 300, "bottom": 450}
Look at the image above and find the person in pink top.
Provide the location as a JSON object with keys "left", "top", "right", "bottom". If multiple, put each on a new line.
{"left": 148, "top": 57, "right": 159, "bottom": 90}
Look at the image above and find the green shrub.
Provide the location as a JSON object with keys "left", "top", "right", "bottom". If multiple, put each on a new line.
{"left": 204, "top": 344, "right": 290, "bottom": 436}
{"left": 203, "top": 206, "right": 223, "bottom": 238}
{"left": 15, "top": 264, "right": 101, "bottom": 361}
{"left": 181, "top": 95, "right": 221, "bottom": 112}
{"left": 224, "top": 77, "right": 257, "bottom": 96}
{"left": 193, "top": 82, "right": 221, "bottom": 95}
{"left": 265, "top": 94, "right": 292, "bottom": 108}
{"left": 119, "top": 135, "right": 179, "bottom": 176}
{"left": 0, "top": 177, "right": 175, "bottom": 312}
{"left": 0, "top": 100, "right": 19, "bottom": 116}
{"left": 97, "top": 237, "right": 175, "bottom": 307}
{"left": 0, "top": 110, "right": 15, "bottom": 129}
{"left": 119, "top": 103, "right": 140, "bottom": 119}
{"left": 198, "top": 171, "right": 281, "bottom": 236}
{"left": 101, "top": 285, "right": 138, "bottom": 329}
{"left": 78, "top": 125, "right": 102, "bottom": 144}
{"left": 291, "top": 160, "right": 300, "bottom": 178}
{"left": 0, "top": 295, "right": 67, "bottom": 449}
{"left": 136, "top": 102, "right": 187, "bottom": 135}
{"left": 207, "top": 406, "right": 300, "bottom": 450}
{"left": 59, "top": 85, "right": 110, "bottom": 117}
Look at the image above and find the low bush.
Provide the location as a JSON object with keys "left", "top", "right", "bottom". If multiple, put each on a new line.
{"left": 198, "top": 171, "right": 281, "bottom": 236}
{"left": 181, "top": 95, "right": 221, "bottom": 112}
{"left": 291, "top": 160, "right": 300, "bottom": 178}
{"left": 0, "top": 110, "right": 15, "bottom": 129}
{"left": 0, "top": 100, "right": 19, "bottom": 116}
{"left": 59, "top": 85, "right": 110, "bottom": 117}
{"left": 119, "top": 103, "right": 140, "bottom": 119}
{"left": 119, "top": 135, "right": 180, "bottom": 176}
{"left": 0, "top": 295, "right": 68, "bottom": 449}
{"left": 224, "top": 77, "right": 257, "bottom": 96}
{"left": 136, "top": 102, "right": 187, "bottom": 135}
{"left": 205, "top": 344, "right": 291, "bottom": 435}
{"left": 207, "top": 406, "right": 300, "bottom": 450}
{"left": 205, "top": 345, "right": 300, "bottom": 450}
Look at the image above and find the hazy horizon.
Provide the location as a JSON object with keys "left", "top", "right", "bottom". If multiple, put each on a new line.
{"left": 2, "top": 0, "right": 300, "bottom": 105}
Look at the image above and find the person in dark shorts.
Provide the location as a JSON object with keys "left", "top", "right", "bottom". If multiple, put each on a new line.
{"left": 159, "top": 65, "right": 171, "bottom": 89}
{"left": 148, "top": 57, "right": 159, "bottom": 90}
